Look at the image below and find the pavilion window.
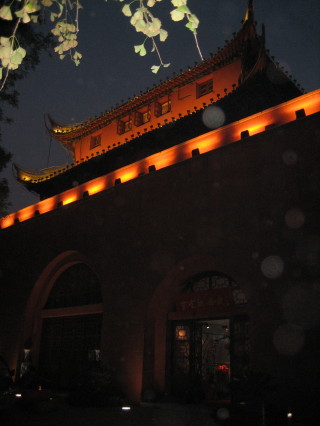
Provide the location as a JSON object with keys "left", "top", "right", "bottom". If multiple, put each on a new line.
{"left": 134, "top": 107, "right": 151, "bottom": 127}
{"left": 90, "top": 134, "right": 101, "bottom": 149}
{"left": 154, "top": 99, "right": 171, "bottom": 117}
{"left": 117, "top": 118, "right": 132, "bottom": 135}
{"left": 196, "top": 79, "right": 213, "bottom": 98}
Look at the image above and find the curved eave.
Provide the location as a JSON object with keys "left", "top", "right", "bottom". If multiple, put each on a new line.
{"left": 50, "top": 16, "right": 259, "bottom": 144}
{"left": 13, "top": 163, "right": 69, "bottom": 184}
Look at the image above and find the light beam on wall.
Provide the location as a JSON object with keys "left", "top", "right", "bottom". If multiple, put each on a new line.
{"left": 1, "top": 89, "right": 319, "bottom": 230}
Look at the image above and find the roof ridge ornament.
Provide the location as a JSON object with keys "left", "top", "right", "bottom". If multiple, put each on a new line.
{"left": 244, "top": 0, "right": 254, "bottom": 23}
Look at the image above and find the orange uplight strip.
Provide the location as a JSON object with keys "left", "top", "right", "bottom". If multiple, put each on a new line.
{"left": 1, "top": 215, "right": 14, "bottom": 228}
{"left": 1, "top": 89, "right": 319, "bottom": 230}
{"left": 18, "top": 206, "right": 35, "bottom": 222}
{"left": 61, "top": 195, "right": 78, "bottom": 205}
{"left": 149, "top": 148, "right": 179, "bottom": 170}
{"left": 119, "top": 170, "right": 137, "bottom": 184}
{"left": 86, "top": 181, "right": 106, "bottom": 196}
{"left": 38, "top": 198, "right": 56, "bottom": 214}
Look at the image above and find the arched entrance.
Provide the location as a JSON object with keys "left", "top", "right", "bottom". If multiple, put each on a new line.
{"left": 21, "top": 252, "right": 103, "bottom": 390}
{"left": 39, "top": 263, "right": 103, "bottom": 389}
{"left": 169, "top": 271, "right": 249, "bottom": 402}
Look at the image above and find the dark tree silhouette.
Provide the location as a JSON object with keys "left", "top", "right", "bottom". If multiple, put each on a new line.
{"left": 0, "top": 15, "right": 54, "bottom": 215}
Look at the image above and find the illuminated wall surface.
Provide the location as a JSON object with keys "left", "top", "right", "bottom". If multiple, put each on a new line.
{"left": 1, "top": 89, "right": 319, "bottom": 230}
{"left": 70, "top": 61, "right": 242, "bottom": 160}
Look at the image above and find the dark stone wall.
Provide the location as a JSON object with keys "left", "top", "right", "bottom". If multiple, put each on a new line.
{"left": 0, "top": 112, "right": 319, "bottom": 408}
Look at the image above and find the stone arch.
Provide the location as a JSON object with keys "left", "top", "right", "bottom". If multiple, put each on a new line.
{"left": 20, "top": 250, "right": 103, "bottom": 386}
{"left": 143, "top": 254, "right": 249, "bottom": 395}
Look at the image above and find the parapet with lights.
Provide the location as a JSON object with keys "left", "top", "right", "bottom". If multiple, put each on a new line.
{"left": 1, "top": 89, "right": 319, "bottom": 230}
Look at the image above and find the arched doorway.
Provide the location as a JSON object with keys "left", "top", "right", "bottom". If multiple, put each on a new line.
{"left": 169, "top": 271, "right": 249, "bottom": 402}
{"left": 38, "top": 263, "right": 103, "bottom": 389}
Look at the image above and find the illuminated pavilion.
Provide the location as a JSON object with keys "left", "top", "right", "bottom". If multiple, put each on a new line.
{"left": 0, "top": 1, "right": 319, "bottom": 422}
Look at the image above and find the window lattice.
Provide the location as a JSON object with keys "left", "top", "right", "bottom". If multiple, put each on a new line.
{"left": 45, "top": 264, "right": 102, "bottom": 309}
{"left": 90, "top": 134, "right": 101, "bottom": 149}
{"left": 196, "top": 79, "right": 213, "bottom": 98}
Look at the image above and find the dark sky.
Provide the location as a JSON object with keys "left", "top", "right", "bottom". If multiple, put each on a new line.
{"left": 1, "top": 0, "right": 320, "bottom": 214}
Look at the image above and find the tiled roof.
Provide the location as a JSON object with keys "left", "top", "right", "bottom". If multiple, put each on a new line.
{"left": 49, "top": 15, "right": 259, "bottom": 144}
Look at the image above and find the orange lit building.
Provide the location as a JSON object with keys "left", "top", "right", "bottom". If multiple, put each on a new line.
{"left": 0, "top": 2, "right": 319, "bottom": 422}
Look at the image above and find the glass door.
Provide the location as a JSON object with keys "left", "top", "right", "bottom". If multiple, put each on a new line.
{"left": 172, "top": 319, "right": 231, "bottom": 401}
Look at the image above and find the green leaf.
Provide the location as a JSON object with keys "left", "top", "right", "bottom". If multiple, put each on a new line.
{"left": 122, "top": 4, "right": 132, "bottom": 17}
{"left": 16, "top": 47, "right": 26, "bottom": 59}
{"left": 170, "top": 8, "right": 185, "bottom": 21}
{"left": 151, "top": 64, "right": 160, "bottom": 74}
{"left": 1, "top": 57, "right": 10, "bottom": 67}
{"left": 54, "top": 44, "right": 64, "bottom": 54}
{"left": 185, "top": 21, "right": 196, "bottom": 32}
{"left": 139, "top": 44, "right": 146, "bottom": 56}
{"left": 50, "top": 12, "right": 58, "bottom": 22}
{"left": 8, "top": 62, "right": 19, "bottom": 70}
{"left": 159, "top": 28, "right": 168, "bottom": 42}
{"left": 147, "top": 0, "right": 156, "bottom": 6}
{"left": 0, "top": 6, "right": 13, "bottom": 20}
{"left": 134, "top": 43, "right": 147, "bottom": 56}
{"left": 130, "top": 10, "right": 144, "bottom": 25}
{"left": 31, "top": 14, "right": 39, "bottom": 23}
{"left": 22, "top": 13, "right": 31, "bottom": 24}
{"left": 25, "top": 0, "right": 41, "bottom": 14}
{"left": 15, "top": 9, "right": 23, "bottom": 18}
{"left": 57, "top": 3, "right": 64, "bottom": 17}
{"left": 73, "top": 51, "right": 82, "bottom": 60}
{"left": 0, "top": 67, "right": 3, "bottom": 80}
{"left": 0, "top": 46, "right": 12, "bottom": 60}
{"left": 171, "top": 0, "right": 187, "bottom": 6}
{"left": 134, "top": 19, "right": 147, "bottom": 33}
{"left": 145, "top": 17, "right": 161, "bottom": 37}
{"left": 185, "top": 13, "right": 199, "bottom": 33}
{"left": 67, "top": 23, "right": 77, "bottom": 32}
{"left": 10, "top": 51, "right": 23, "bottom": 66}
{"left": 134, "top": 44, "right": 142, "bottom": 53}
{"left": 176, "top": 5, "right": 190, "bottom": 14}
{"left": 0, "top": 37, "right": 10, "bottom": 47}
{"left": 163, "top": 63, "right": 170, "bottom": 67}
{"left": 188, "top": 13, "right": 199, "bottom": 26}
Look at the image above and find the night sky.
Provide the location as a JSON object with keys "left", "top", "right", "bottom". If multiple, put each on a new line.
{"left": 1, "top": 0, "right": 319, "bottom": 214}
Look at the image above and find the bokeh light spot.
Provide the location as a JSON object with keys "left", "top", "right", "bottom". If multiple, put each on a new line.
{"left": 202, "top": 106, "right": 226, "bottom": 129}
{"left": 217, "top": 407, "right": 230, "bottom": 420}
{"left": 285, "top": 208, "right": 305, "bottom": 229}
{"left": 261, "top": 255, "right": 284, "bottom": 279}
{"left": 282, "top": 150, "right": 298, "bottom": 166}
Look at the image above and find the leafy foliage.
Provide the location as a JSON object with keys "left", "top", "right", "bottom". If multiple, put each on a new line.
{"left": 119, "top": 0, "right": 202, "bottom": 72}
{"left": 0, "top": 0, "right": 202, "bottom": 86}
{"left": 0, "top": 9, "right": 54, "bottom": 216}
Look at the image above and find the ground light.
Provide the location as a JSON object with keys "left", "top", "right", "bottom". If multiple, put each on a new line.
{"left": 121, "top": 406, "right": 131, "bottom": 411}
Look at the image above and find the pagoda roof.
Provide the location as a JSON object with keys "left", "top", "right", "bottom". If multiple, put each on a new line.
{"left": 15, "top": 0, "right": 302, "bottom": 197}
{"left": 15, "top": 70, "right": 302, "bottom": 199}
